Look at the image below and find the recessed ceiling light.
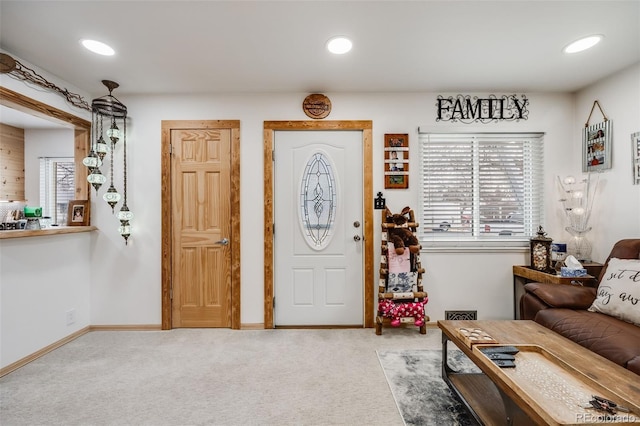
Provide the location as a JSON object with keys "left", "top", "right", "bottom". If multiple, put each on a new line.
{"left": 563, "top": 35, "right": 603, "bottom": 54}
{"left": 81, "top": 39, "right": 115, "bottom": 56}
{"left": 327, "top": 36, "right": 352, "bottom": 55}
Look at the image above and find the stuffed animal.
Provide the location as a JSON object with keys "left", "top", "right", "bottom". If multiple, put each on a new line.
{"left": 385, "top": 206, "right": 421, "bottom": 255}
{"left": 378, "top": 298, "right": 429, "bottom": 327}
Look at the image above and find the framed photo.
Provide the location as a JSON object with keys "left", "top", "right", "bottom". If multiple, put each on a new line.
{"left": 67, "top": 200, "right": 90, "bottom": 226}
{"left": 632, "top": 131, "right": 640, "bottom": 185}
{"left": 384, "top": 133, "right": 409, "bottom": 189}
{"left": 583, "top": 120, "right": 612, "bottom": 172}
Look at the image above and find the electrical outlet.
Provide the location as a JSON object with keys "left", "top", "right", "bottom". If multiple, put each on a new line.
{"left": 66, "top": 309, "right": 76, "bottom": 325}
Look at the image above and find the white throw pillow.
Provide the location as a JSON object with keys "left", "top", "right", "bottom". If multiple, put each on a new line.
{"left": 588, "top": 258, "right": 640, "bottom": 326}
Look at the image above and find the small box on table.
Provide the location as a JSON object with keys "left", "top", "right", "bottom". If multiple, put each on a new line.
{"left": 560, "top": 267, "right": 587, "bottom": 277}
{"left": 456, "top": 327, "right": 498, "bottom": 348}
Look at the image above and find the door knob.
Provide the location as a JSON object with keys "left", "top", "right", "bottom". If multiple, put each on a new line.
{"left": 353, "top": 221, "right": 361, "bottom": 228}
{"left": 215, "top": 238, "right": 229, "bottom": 246}
{"left": 353, "top": 235, "right": 361, "bottom": 241}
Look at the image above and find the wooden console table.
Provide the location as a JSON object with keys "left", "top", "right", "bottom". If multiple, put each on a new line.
{"left": 512, "top": 265, "right": 599, "bottom": 319}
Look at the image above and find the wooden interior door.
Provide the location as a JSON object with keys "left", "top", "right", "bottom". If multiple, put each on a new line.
{"left": 171, "top": 128, "right": 231, "bottom": 327}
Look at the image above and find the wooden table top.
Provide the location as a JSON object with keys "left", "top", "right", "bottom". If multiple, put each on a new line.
{"left": 513, "top": 265, "right": 596, "bottom": 285}
{"left": 439, "top": 320, "right": 640, "bottom": 425}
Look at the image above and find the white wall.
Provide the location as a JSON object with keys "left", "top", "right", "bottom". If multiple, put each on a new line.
{"left": 573, "top": 63, "right": 640, "bottom": 261}
{"left": 0, "top": 53, "right": 93, "bottom": 369}
{"left": 2, "top": 49, "right": 638, "bottom": 369}
{"left": 88, "top": 91, "right": 576, "bottom": 326}
{"left": 0, "top": 233, "right": 92, "bottom": 367}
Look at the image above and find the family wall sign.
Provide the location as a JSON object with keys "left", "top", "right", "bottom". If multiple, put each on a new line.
{"left": 436, "top": 94, "right": 529, "bottom": 124}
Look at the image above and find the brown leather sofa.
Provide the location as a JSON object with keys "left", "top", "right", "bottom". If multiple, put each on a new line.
{"left": 520, "top": 239, "right": 640, "bottom": 376}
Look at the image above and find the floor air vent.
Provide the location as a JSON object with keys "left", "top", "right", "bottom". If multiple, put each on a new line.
{"left": 445, "top": 310, "right": 477, "bottom": 321}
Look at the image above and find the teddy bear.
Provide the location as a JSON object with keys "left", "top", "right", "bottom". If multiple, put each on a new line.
{"left": 378, "top": 298, "right": 429, "bottom": 327}
{"left": 385, "top": 206, "right": 421, "bottom": 255}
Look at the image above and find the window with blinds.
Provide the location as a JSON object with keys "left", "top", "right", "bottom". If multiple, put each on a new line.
{"left": 39, "top": 157, "right": 75, "bottom": 225}
{"left": 419, "top": 132, "right": 544, "bottom": 245}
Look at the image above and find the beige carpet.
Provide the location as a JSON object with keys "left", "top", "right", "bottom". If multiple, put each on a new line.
{"left": 1, "top": 327, "right": 442, "bottom": 426}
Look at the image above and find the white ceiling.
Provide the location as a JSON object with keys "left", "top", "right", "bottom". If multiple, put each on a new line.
{"left": 1, "top": 0, "right": 639, "bottom": 100}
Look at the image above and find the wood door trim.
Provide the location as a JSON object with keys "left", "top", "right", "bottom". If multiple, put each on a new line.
{"left": 263, "top": 120, "right": 374, "bottom": 329}
{"left": 161, "top": 120, "right": 241, "bottom": 330}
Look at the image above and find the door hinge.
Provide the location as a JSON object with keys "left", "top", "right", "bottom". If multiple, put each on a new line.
{"left": 273, "top": 297, "right": 275, "bottom": 308}
{"left": 272, "top": 223, "right": 275, "bottom": 235}
{"left": 170, "top": 287, "right": 173, "bottom": 300}
{"left": 272, "top": 150, "right": 275, "bottom": 162}
{"left": 169, "top": 143, "right": 173, "bottom": 154}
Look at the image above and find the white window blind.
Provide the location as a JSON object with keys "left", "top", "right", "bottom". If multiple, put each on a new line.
{"left": 39, "top": 157, "right": 75, "bottom": 225}
{"left": 419, "top": 132, "right": 544, "bottom": 246}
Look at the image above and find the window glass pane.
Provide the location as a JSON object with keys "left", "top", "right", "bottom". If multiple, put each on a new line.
{"left": 419, "top": 133, "right": 544, "bottom": 245}
{"left": 39, "top": 157, "right": 75, "bottom": 225}
{"left": 299, "top": 151, "right": 337, "bottom": 250}
{"left": 422, "top": 139, "right": 473, "bottom": 235}
{"left": 478, "top": 140, "right": 524, "bottom": 236}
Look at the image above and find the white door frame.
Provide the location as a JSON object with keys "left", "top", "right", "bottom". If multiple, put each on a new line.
{"left": 263, "top": 120, "right": 373, "bottom": 329}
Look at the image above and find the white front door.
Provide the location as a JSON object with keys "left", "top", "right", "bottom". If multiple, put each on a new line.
{"left": 274, "top": 130, "right": 364, "bottom": 326}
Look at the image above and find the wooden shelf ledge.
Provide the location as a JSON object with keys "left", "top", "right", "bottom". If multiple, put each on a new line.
{"left": 0, "top": 226, "right": 97, "bottom": 240}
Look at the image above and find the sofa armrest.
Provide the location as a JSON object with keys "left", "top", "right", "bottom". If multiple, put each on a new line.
{"left": 523, "top": 282, "right": 597, "bottom": 309}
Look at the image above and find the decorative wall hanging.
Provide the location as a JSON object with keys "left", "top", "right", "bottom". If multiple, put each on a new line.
{"left": 0, "top": 53, "right": 90, "bottom": 111}
{"left": 632, "top": 132, "right": 640, "bottom": 185}
{"left": 384, "top": 134, "right": 409, "bottom": 189}
{"left": 302, "top": 93, "right": 331, "bottom": 119}
{"left": 583, "top": 100, "right": 612, "bottom": 172}
{"left": 436, "top": 94, "right": 529, "bottom": 123}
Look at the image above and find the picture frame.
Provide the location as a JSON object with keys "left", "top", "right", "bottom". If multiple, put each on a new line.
{"left": 384, "top": 133, "right": 409, "bottom": 189}
{"left": 632, "top": 131, "right": 640, "bottom": 185}
{"left": 67, "top": 200, "right": 90, "bottom": 226}
{"left": 583, "top": 120, "right": 612, "bottom": 172}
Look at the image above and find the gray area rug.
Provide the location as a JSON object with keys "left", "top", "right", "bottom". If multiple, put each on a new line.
{"left": 377, "top": 349, "right": 480, "bottom": 426}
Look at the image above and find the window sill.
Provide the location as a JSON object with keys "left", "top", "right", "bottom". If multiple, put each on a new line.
{"left": 0, "top": 226, "right": 97, "bottom": 240}
{"left": 421, "top": 243, "right": 529, "bottom": 253}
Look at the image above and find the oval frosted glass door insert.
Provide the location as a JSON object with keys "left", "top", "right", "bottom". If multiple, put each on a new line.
{"left": 299, "top": 151, "right": 338, "bottom": 250}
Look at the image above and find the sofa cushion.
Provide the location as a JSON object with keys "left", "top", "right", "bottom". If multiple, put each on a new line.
{"left": 534, "top": 309, "right": 640, "bottom": 375}
{"left": 588, "top": 258, "right": 640, "bottom": 326}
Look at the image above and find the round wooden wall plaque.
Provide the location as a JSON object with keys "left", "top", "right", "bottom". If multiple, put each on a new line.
{"left": 302, "top": 94, "right": 331, "bottom": 119}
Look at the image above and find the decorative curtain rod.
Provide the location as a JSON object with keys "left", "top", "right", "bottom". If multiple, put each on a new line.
{"left": 0, "top": 52, "right": 90, "bottom": 111}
